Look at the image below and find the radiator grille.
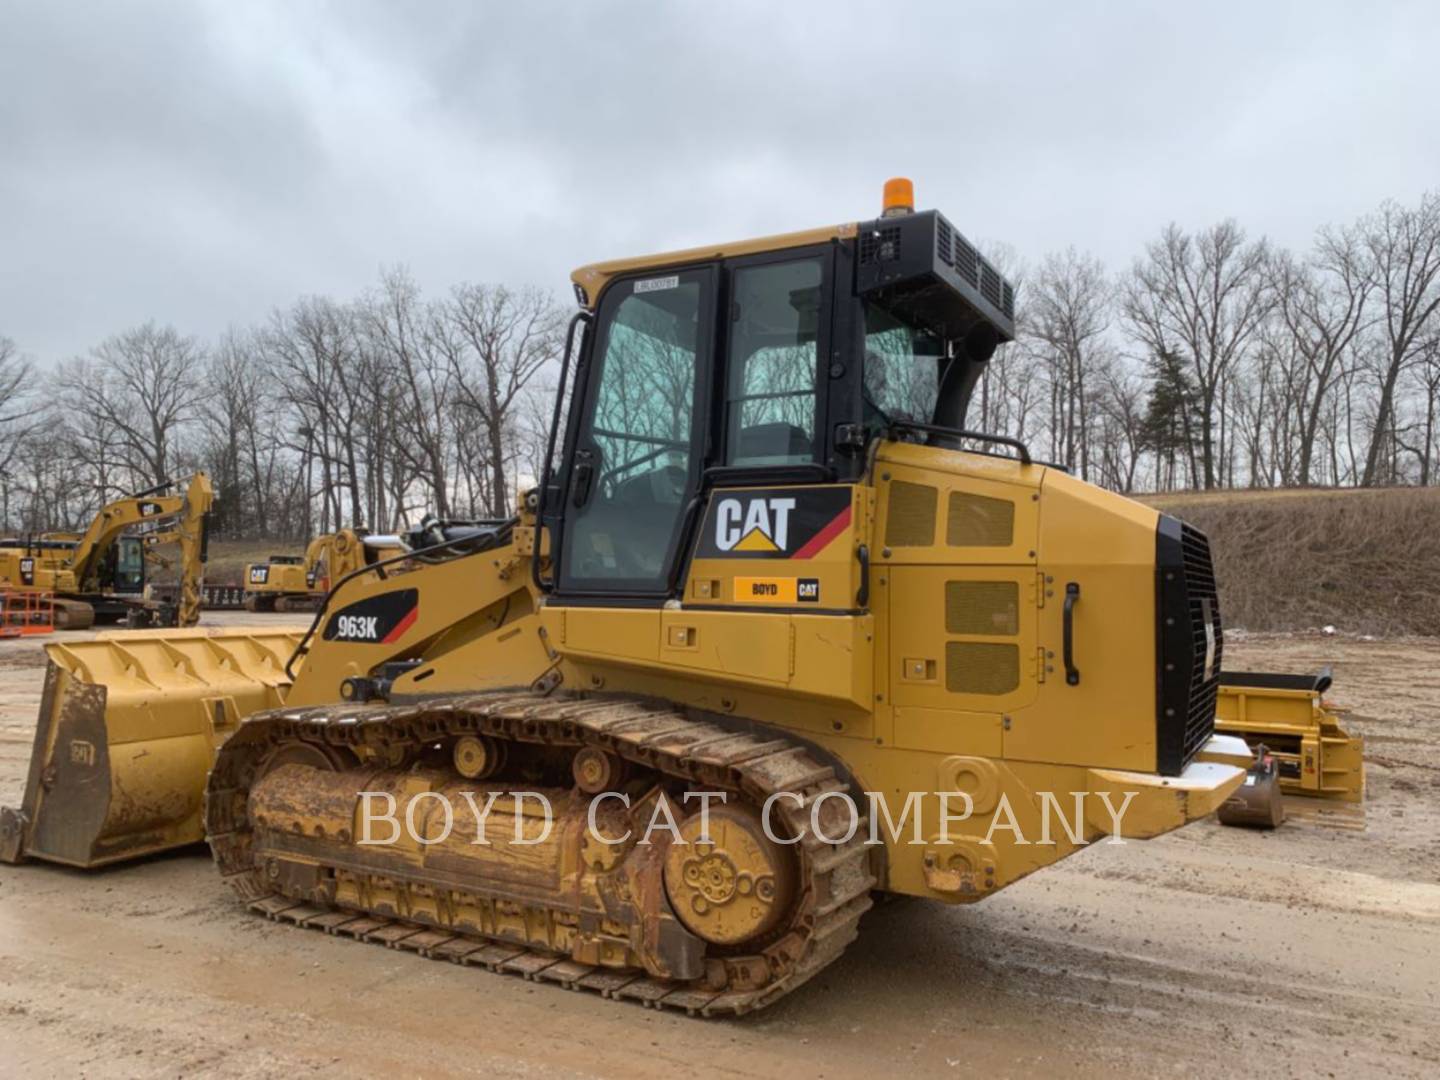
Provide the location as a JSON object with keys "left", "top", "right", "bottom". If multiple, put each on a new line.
{"left": 947, "top": 492, "right": 1015, "bottom": 547}
{"left": 886, "top": 480, "right": 937, "bottom": 547}
{"left": 954, "top": 233, "right": 979, "bottom": 286}
{"left": 980, "top": 258, "right": 1003, "bottom": 309}
{"left": 1155, "top": 516, "right": 1223, "bottom": 774}
{"left": 946, "top": 642, "right": 1019, "bottom": 695}
{"left": 1180, "top": 523, "right": 1223, "bottom": 759}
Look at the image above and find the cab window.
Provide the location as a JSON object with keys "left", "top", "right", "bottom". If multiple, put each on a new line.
{"left": 863, "top": 305, "right": 944, "bottom": 428}
{"left": 724, "top": 258, "right": 823, "bottom": 466}
{"left": 113, "top": 537, "right": 145, "bottom": 593}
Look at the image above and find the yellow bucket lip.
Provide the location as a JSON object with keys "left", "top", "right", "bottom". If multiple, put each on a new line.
{"left": 90, "top": 624, "right": 312, "bottom": 641}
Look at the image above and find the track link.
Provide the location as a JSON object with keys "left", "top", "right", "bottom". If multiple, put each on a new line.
{"left": 205, "top": 689, "right": 876, "bottom": 1016}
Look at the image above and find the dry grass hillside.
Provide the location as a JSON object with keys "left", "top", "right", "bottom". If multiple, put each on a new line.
{"left": 1143, "top": 486, "right": 1440, "bottom": 636}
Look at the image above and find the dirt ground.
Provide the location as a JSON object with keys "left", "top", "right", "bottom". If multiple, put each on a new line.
{"left": 1, "top": 615, "right": 1436, "bottom": 1078}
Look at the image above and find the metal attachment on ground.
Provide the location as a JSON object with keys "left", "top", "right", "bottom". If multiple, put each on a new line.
{"left": 1218, "top": 746, "right": 1286, "bottom": 829}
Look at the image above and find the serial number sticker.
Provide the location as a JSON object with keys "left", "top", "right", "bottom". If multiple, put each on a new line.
{"left": 733, "top": 576, "right": 797, "bottom": 603}
{"left": 634, "top": 275, "right": 679, "bottom": 294}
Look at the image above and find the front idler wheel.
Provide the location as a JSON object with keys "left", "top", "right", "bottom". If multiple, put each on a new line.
{"left": 662, "top": 803, "right": 798, "bottom": 947}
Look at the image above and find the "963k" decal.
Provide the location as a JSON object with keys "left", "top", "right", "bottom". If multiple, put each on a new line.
{"left": 322, "top": 588, "right": 419, "bottom": 643}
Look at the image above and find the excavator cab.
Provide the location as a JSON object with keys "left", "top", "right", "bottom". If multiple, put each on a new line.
{"left": 102, "top": 535, "right": 146, "bottom": 595}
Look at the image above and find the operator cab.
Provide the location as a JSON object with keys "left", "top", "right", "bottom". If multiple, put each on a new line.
{"left": 102, "top": 535, "right": 146, "bottom": 595}
{"left": 546, "top": 180, "right": 1017, "bottom": 603}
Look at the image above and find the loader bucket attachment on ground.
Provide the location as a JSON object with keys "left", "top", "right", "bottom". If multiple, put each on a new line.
{"left": 1215, "top": 671, "right": 1364, "bottom": 800}
{"left": 0, "top": 627, "right": 302, "bottom": 868}
{"left": 1215, "top": 669, "right": 1364, "bottom": 828}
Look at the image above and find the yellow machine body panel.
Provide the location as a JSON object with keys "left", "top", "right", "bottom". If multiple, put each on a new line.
{"left": 0, "top": 550, "right": 80, "bottom": 593}
{"left": 246, "top": 559, "right": 310, "bottom": 596}
{"left": 527, "top": 443, "right": 1241, "bottom": 902}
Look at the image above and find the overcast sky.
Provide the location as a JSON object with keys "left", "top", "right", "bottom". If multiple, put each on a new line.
{"left": 2, "top": 0, "right": 1436, "bottom": 362}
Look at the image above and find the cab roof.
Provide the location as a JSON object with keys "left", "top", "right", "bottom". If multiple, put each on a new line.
{"left": 569, "top": 222, "right": 858, "bottom": 309}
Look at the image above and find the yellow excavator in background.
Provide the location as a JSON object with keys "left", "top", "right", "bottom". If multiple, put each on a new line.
{"left": 0, "top": 473, "right": 213, "bottom": 629}
{"left": 5, "top": 182, "right": 1304, "bottom": 1016}
{"left": 243, "top": 529, "right": 406, "bottom": 612}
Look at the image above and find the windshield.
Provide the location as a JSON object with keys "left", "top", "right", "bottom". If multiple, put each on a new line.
{"left": 862, "top": 305, "right": 945, "bottom": 428}
{"left": 560, "top": 269, "right": 706, "bottom": 591}
{"left": 590, "top": 284, "right": 698, "bottom": 495}
{"left": 113, "top": 537, "right": 145, "bottom": 593}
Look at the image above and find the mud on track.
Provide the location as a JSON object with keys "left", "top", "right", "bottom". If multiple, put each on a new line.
{"left": 1, "top": 617, "right": 1437, "bottom": 1078}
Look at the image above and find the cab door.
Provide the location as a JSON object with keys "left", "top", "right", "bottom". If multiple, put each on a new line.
{"left": 557, "top": 266, "right": 716, "bottom": 599}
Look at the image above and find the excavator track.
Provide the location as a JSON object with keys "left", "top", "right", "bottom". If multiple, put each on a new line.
{"left": 204, "top": 690, "right": 876, "bottom": 1016}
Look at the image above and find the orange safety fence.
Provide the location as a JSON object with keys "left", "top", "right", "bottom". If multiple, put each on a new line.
{"left": 0, "top": 590, "right": 55, "bottom": 637}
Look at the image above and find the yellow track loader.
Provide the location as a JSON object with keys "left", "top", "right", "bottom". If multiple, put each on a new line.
{"left": 4, "top": 183, "right": 1265, "bottom": 1015}
{"left": 0, "top": 473, "right": 213, "bottom": 629}
{"left": 243, "top": 529, "right": 405, "bottom": 612}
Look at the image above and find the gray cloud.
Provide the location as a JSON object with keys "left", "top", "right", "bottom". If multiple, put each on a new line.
{"left": 2, "top": 0, "right": 1436, "bottom": 361}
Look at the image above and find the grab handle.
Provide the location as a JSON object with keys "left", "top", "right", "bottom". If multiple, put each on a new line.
{"left": 1063, "top": 582, "right": 1081, "bottom": 686}
{"left": 855, "top": 544, "right": 870, "bottom": 608}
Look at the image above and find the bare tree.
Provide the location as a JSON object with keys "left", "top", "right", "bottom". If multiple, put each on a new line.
{"left": 1396, "top": 332, "right": 1440, "bottom": 484}
{"left": 59, "top": 322, "right": 205, "bottom": 486}
{"left": 1094, "top": 360, "right": 1147, "bottom": 492}
{"left": 1122, "top": 222, "right": 1273, "bottom": 488}
{"left": 1359, "top": 193, "right": 1440, "bottom": 485}
{"left": 0, "top": 336, "right": 37, "bottom": 524}
{"left": 202, "top": 330, "right": 302, "bottom": 538}
{"left": 266, "top": 297, "right": 372, "bottom": 530}
{"left": 1269, "top": 227, "right": 1373, "bottom": 485}
{"left": 446, "top": 284, "right": 564, "bottom": 516}
{"left": 1027, "top": 248, "right": 1111, "bottom": 478}
{"left": 363, "top": 268, "right": 456, "bottom": 518}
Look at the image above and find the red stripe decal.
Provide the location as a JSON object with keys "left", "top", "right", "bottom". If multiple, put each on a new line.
{"left": 380, "top": 605, "right": 418, "bottom": 644}
{"left": 790, "top": 505, "right": 852, "bottom": 560}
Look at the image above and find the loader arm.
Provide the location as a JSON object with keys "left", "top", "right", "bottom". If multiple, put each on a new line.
{"left": 283, "top": 522, "right": 546, "bottom": 705}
